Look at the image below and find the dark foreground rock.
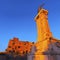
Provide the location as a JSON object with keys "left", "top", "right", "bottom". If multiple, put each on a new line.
{"left": 0, "top": 54, "right": 27, "bottom": 60}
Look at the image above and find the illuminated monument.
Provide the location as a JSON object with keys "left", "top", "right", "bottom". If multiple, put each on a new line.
{"left": 35, "top": 8, "right": 52, "bottom": 42}
{"left": 34, "top": 8, "right": 52, "bottom": 60}
{"left": 34, "top": 7, "right": 60, "bottom": 60}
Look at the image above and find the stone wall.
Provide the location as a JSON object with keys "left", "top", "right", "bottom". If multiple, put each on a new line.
{"left": 6, "top": 38, "right": 33, "bottom": 55}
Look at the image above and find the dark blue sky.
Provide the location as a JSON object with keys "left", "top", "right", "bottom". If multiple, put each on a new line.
{"left": 0, "top": 0, "right": 60, "bottom": 52}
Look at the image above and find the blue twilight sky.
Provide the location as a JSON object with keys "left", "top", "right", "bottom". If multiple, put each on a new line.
{"left": 0, "top": 0, "right": 60, "bottom": 52}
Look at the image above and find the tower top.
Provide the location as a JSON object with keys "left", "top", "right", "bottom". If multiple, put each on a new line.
{"left": 35, "top": 8, "right": 48, "bottom": 21}
{"left": 38, "top": 3, "right": 45, "bottom": 13}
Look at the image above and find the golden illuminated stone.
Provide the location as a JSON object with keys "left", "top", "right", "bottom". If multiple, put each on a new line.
{"left": 34, "top": 8, "right": 52, "bottom": 60}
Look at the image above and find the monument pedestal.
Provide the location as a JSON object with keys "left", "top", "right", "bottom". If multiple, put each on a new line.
{"left": 34, "top": 53, "right": 48, "bottom": 60}
{"left": 34, "top": 39, "right": 50, "bottom": 60}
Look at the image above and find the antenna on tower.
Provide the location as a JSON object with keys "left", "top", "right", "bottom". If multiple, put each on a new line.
{"left": 38, "top": 3, "right": 45, "bottom": 13}
{"left": 38, "top": 0, "right": 48, "bottom": 13}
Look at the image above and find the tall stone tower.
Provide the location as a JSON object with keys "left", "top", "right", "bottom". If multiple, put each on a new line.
{"left": 34, "top": 8, "right": 52, "bottom": 60}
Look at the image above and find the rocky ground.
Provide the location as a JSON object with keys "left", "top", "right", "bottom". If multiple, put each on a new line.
{"left": 0, "top": 53, "right": 27, "bottom": 60}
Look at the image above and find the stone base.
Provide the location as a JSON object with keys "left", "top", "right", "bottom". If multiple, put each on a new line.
{"left": 34, "top": 54, "right": 48, "bottom": 60}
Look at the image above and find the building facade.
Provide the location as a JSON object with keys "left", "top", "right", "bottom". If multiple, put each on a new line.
{"left": 6, "top": 38, "right": 34, "bottom": 56}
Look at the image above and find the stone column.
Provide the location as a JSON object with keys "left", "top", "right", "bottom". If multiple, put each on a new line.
{"left": 34, "top": 8, "right": 52, "bottom": 60}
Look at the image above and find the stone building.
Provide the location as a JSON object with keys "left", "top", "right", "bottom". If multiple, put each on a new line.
{"left": 5, "top": 38, "right": 34, "bottom": 56}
